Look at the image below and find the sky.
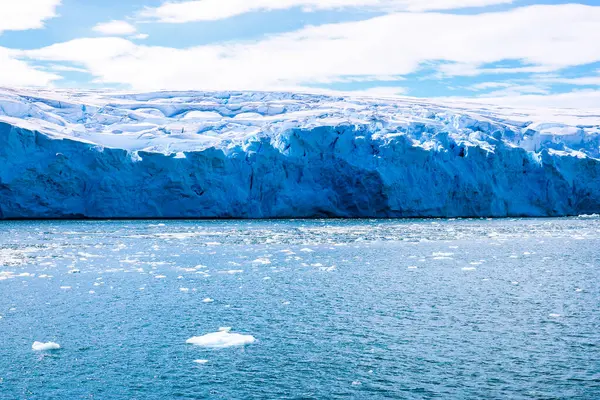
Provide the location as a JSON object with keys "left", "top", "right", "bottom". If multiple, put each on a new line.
{"left": 1, "top": 0, "right": 600, "bottom": 107}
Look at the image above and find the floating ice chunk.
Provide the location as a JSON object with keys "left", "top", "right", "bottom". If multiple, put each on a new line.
{"left": 89, "top": 290, "right": 95, "bottom": 294}
{"left": 300, "top": 248, "right": 314, "bottom": 253}
{"left": 575, "top": 288, "right": 583, "bottom": 292}
{"left": 186, "top": 328, "right": 256, "bottom": 348}
{"left": 352, "top": 381, "right": 362, "bottom": 386}
{"left": 155, "top": 275, "right": 166, "bottom": 279}
{"left": 320, "top": 266, "right": 336, "bottom": 272}
{"left": 32, "top": 341, "right": 60, "bottom": 351}
{"left": 282, "top": 301, "right": 291, "bottom": 305}
{"left": 60, "top": 286, "right": 71, "bottom": 290}
{"left": 180, "top": 288, "right": 190, "bottom": 292}
{"left": 407, "top": 266, "right": 417, "bottom": 269}
{"left": 263, "top": 277, "right": 271, "bottom": 280}
{"left": 462, "top": 267, "right": 477, "bottom": 271}
{"left": 432, "top": 252, "right": 454, "bottom": 257}
{"left": 218, "top": 270, "right": 243, "bottom": 275}
{"left": 193, "top": 359, "right": 209, "bottom": 364}
{"left": 203, "top": 298, "right": 214, "bottom": 303}
{"left": 549, "top": 313, "right": 561, "bottom": 318}
{"left": 252, "top": 258, "right": 271, "bottom": 265}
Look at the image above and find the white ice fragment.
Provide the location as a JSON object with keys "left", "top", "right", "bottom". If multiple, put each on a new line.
{"left": 60, "top": 286, "right": 71, "bottom": 290}
{"left": 549, "top": 313, "right": 561, "bottom": 318}
{"left": 320, "top": 266, "right": 336, "bottom": 272}
{"left": 186, "top": 328, "right": 256, "bottom": 348}
{"left": 462, "top": 267, "right": 477, "bottom": 271}
{"left": 202, "top": 298, "right": 214, "bottom": 303}
{"left": 252, "top": 258, "right": 271, "bottom": 265}
{"left": 180, "top": 288, "right": 190, "bottom": 292}
{"left": 218, "top": 270, "right": 243, "bottom": 275}
{"left": 432, "top": 252, "right": 454, "bottom": 257}
{"left": 194, "top": 359, "right": 209, "bottom": 364}
{"left": 32, "top": 341, "right": 60, "bottom": 351}
{"left": 300, "top": 248, "right": 314, "bottom": 253}
{"left": 155, "top": 275, "right": 166, "bottom": 279}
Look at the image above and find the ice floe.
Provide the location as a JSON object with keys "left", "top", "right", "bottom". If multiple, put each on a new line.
{"left": 32, "top": 341, "right": 61, "bottom": 351}
{"left": 186, "top": 327, "right": 256, "bottom": 348}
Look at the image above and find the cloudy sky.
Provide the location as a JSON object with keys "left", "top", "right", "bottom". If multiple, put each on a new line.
{"left": 1, "top": 0, "right": 600, "bottom": 107}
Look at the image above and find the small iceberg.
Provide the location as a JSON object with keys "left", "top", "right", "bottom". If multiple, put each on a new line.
{"left": 32, "top": 341, "right": 61, "bottom": 351}
{"left": 186, "top": 327, "right": 256, "bottom": 348}
{"left": 193, "top": 359, "right": 209, "bottom": 364}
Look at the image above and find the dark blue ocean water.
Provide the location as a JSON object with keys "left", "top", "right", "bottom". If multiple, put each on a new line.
{"left": 0, "top": 218, "right": 599, "bottom": 399}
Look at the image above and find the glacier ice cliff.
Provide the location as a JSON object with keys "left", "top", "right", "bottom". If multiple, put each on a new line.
{"left": 0, "top": 87, "right": 599, "bottom": 219}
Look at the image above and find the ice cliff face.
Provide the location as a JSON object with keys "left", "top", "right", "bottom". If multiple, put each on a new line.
{"left": 0, "top": 87, "right": 599, "bottom": 218}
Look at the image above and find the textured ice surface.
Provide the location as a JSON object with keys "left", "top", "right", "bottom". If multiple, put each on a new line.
{"left": 1, "top": 87, "right": 600, "bottom": 218}
{"left": 186, "top": 328, "right": 256, "bottom": 348}
{"left": 32, "top": 341, "right": 61, "bottom": 351}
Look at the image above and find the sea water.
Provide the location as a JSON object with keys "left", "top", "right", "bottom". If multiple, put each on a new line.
{"left": 0, "top": 218, "right": 599, "bottom": 399}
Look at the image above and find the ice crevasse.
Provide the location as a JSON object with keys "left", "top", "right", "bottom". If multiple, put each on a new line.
{"left": 0, "top": 87, "right": 599, "bottom": 219}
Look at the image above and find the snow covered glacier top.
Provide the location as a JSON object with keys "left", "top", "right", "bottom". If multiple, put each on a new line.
{"left": 1, "top": 87, "right": 599, "bottom": 159}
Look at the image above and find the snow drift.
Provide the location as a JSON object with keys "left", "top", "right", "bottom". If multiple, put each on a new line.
{"left": 0, "top": 87, "right": 599, "bottom": 218}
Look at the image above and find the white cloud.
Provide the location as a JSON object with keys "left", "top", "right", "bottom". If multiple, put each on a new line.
{"left": 435, "top": 63, "right": 557, "bottom": 77}
{"left": 480, "top": 84, "right": 551, "bottom": 97}
{"left": 0, "top": 0, "right": 61, "bottom": 34}
{"left": 19, "top": 5, "right": 600, "bottom": 94}
{"left": 468, "top": 89, "right": 600, "bottom": 109}
{"left": 93, "top": 20, "right": 138, "bottom": 36}
{"left": 131, "top": 33, "right": 150, "bottom": 40}
{"left": 140, "top": 0, "right": 513, "bottom": 23}
{"left": 0, "top": 48, "right": 59, "bottom": 86}
{"left": 47, "top": 64, "right": 89, "bottom": 73}
{"left": 535, "top": 75, "right": 600, "bottom": 86}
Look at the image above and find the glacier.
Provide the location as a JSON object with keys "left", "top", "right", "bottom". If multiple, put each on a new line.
{"left": 0, "top": 87, "right": 599, "bottom": 219}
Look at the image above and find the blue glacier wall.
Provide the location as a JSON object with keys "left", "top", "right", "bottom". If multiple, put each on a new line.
{"left": 1, "top": 121, "right": 599, "bottom": 219}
